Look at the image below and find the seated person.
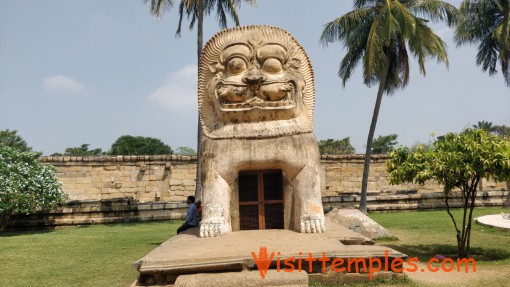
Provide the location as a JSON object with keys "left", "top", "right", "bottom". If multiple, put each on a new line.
{"left": 177, "top": 195, "right": 199, "bottom": 234}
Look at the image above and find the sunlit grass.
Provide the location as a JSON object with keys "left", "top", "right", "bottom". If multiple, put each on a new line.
{"left": 0, "top": 220, "right": 181, "bottom": 287}
{"left": 370, "top": 207, "right": 510, "bottom": 264}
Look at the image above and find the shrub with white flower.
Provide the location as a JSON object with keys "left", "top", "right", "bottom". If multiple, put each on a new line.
{"left": 0, "top": 146, "right": 67, "bottom": 231}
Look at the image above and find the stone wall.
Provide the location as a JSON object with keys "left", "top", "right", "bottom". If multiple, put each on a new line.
{"left": 42, "top": 154, "right": 508, "bottom": 203}
{"left": 42, "top": 155, "right": 196, "bottom": 203}
{"left": 320, "top": 154, "right": 507, "bottom": 196}
{"left": 7, "top": 154, "right": 507, "bottom": 229}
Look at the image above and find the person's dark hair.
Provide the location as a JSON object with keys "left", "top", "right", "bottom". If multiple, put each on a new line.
{"left": 187, "top": 195, "right": 195, "bottom": 203}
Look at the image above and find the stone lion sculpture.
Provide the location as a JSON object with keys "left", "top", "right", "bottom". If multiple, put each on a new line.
{"left": 198, "top": 25, "right": 325, "bottom": 237}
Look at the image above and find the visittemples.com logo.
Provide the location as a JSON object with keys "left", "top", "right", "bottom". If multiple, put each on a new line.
{"left": 251, "top": 247, "right": 477, "bottom": 280}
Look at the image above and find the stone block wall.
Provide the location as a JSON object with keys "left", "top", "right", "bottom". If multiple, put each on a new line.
{"left": 41, "top": 154, "right": 507, "bottom": 203}
{"left": 6, "top": 155, "right": 507, "bottom": 229}
{"left": 41, "top": 155, "right": 196, "bottom": 203}
{"left": 320, "top": 155, "right": 507, "bottom": 196}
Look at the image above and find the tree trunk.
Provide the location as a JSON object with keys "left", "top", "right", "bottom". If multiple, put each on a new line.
{"left": 446, "top": 178, "right": 480, "bottom": 258}
{"left": 502, "top": 1, "right": 510, "bottom": 86}
{"left": 195, "top": 0, "right": 204, "bottom": 200}
{"left": 359, "top": 59, "right": 391, "bottom": 214}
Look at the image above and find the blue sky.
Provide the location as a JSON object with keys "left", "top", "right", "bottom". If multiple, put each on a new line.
{"left": 1, "top": 0, "right": 508, "bottom": 155}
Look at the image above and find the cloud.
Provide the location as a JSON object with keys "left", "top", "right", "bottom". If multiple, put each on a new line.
{"left": 43, "top": 75, "right": 85, "bottom": 92}
{"left": 147, "top": 65, "right": 198, "bottom": 111}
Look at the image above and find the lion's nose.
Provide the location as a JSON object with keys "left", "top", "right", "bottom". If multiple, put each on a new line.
{"left": 243, "top": 76, "right": 264, "bottom": 86}
{"left": 242, "top": 69, "right": 265, "bottom": 87}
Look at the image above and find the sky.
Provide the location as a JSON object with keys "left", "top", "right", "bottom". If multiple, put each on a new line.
{"left": 0, "top": 0, "right": 508, "bottom": 156}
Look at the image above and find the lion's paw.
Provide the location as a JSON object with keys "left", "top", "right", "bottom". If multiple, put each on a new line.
{"left": 199, "top": 219, "right": 225, "bottom": 238}
{"left": 300, "top": 215, "right": 326, "bottom": 233}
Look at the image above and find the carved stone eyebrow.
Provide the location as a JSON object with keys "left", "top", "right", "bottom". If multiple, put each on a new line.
{"left": 220, "top": 44, "right": 252, "bottom": 63}
{"left": 257, "top": 44, "right": 288, "bottom": 63}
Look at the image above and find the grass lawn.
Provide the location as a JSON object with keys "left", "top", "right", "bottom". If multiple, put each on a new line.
{"left": 313, "top": 207, "right": 510, "bottom": 287}
{"left": 370, "top": 207, "right": 510, "bottom": 265}
{"left": 1, "top": 207, "right": 509, "bottom": 287}
{"left": 0, "top": 220, "right": 181, "bottom": 287}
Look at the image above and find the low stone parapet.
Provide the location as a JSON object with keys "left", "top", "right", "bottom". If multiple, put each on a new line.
{"left": 6, "top": 190, "right": 509, "bottom": 229}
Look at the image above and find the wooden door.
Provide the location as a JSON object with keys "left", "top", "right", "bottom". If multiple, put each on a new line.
{"left": 238, "top": 170, "right": 284, "bottom": 230}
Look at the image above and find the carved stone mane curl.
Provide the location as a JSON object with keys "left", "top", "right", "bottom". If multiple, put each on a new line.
{"left": 199, "top": 25, "right": 315, "bottom": 139}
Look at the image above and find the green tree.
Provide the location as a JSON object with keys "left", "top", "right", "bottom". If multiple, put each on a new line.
{"left": 145, "top": 0, "right": 256, "bottom": 200}
{"left": 371, "top": 134, "right": 398, "bottom": 154}
{"left": 175, "top": 146, "right": 197, "bottom": 155}
{"left": 472, "top": 120, "right": 495, "bottom": 132}
{"left": 494, "top": 124, "right": 510, "bottom": 136}
{"left": 387, "top": 129, "right": 510, "bottom": 258}
{"left": 0, "top": 129, "right": 31, "bottom": 152}
{"left": 0, "top": 146, "right": 67, "bottom": 231}
{"left": 318, "top": 138, "right": 356, "bottom": 155}
{"left": 52, "top": 144, "right": 105, "bottom": 156}
{"left": 455, "top": 0, "right": 510, "bottom": 86}
{"left": 109, "top": 135, "right": 173, "bottom": 155}
{"left": 320, "top": 0, "right": 458, "bottom": 214}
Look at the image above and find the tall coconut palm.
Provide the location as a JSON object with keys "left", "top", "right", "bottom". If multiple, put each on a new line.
{"left": 145, "top": 0, "right": 256, "bottom": 199}
{"left": 455, "top": 0, "right": 510, "bottom": 87}
{"left": 320, "top": 0, "right": 458, "bottom": 214}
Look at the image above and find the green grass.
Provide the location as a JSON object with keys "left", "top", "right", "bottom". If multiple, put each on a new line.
{"left": 369, "top": 207, "right": 510, "bottom": 265}
{"left": 1, "top": 207, "right": 509, "bottom": 287}
{"left": 0, "top": 220, "right": 181, "bottom": 287}
{"left": 310, "top": 207, "right": 510, "bottom": 287}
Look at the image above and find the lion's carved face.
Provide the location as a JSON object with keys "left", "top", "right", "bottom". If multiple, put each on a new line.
{"left": 199, "top": 26, "right": 315, "bottom": 139}
{"left": 210, "top": 41, "right": 304, "bottom": 121}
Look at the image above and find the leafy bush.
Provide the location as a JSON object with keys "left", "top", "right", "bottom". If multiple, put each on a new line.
{"left": 0, "top": 146, "right": 67, "bottom": 231}
{"left": 387, "top": 129, "right": 510, "bottom": 258}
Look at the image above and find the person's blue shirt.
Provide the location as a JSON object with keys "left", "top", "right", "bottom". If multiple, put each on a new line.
{"left": 186, "top": 203, "right": 199, "bottom": 226}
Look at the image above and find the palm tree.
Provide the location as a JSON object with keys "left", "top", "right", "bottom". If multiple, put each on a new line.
{"left": 472, "top": 120, "right": 495, "bottom": 132}
{"left": 146, "top": 0, "right": 255, "bottom": 60}
{"left": 320, "top": 0, "right": 458, "bottom": 214}
{"left": 145, "top": 0, "right": 256, "bottom": 199}
{"left": 455, "top": 0, "right": 510, "bottom": 87}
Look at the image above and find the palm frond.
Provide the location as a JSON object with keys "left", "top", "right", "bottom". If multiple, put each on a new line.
{"left": 320, "top": 7, "right": 375, "bottom": 46}
{"left": 338, "top": 23, "right": 371, "bottom": 85}
{"left": 175, "top": 0, "right": 186, "bottom": 37}
{"left": 408, "top": 18, "right": 448, "bottom": 75}
{"left": 391, "top": 1, "right": 416, "bottom": 39}
{"left": 145, "top": 0, "right": 174, "bottom": 18}
{"left": 363, "top": 12, "right": 387, "bottom": 86}
{"left": 455, "top": 0, "right": 510, "bottom": 86}
{"left": 476, "top": 35, "right": 500, "bottom": 75}
{"left": 354, "top": 0, "right": 381, "bottom": 9}
{"left": 411, "top": 0, "right": 460, "bottom": 26}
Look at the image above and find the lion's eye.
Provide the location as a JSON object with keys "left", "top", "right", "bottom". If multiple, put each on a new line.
{"left": 226, "top": 57, "right": 247, "bottom": 74}
{"left": 262, "top": 58, "right": 283, "bottom": 73}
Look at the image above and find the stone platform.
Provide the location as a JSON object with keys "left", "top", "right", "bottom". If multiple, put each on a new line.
{"left": 132, "top": 220, "right": 406, "bottom": 286}
{"left": 475, "top": 213, "right": 510, "bottom": 231}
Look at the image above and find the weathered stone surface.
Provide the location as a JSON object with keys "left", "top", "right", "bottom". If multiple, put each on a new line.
{"left": 132, "top": 229, "right": 406, "bottom": 287}
{"left": 475, "top": 213, "right": 510, "bottom": 231}
{"left": 325, "top": 218, "right": 374, "bottom": 245}
{"left": 198, "top": 26, "right": 325, "bottom": 237}
{"left": 326, "top": 208, "right": 392, "bottom": 239}
{"left": 174, "top": 270, "right": 308, "bottom": 287}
